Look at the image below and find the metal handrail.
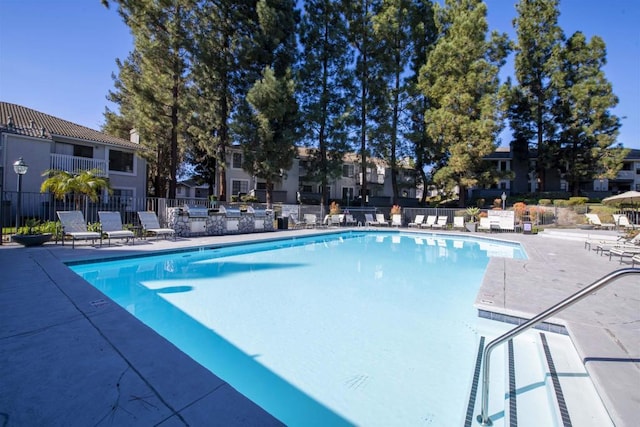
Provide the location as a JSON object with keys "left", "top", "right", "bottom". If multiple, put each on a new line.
{"left": 477, "top": 267, "right": 640, "bottom": 426}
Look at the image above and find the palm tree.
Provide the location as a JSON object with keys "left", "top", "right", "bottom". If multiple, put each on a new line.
{"left": 41, "top": 169, "right": 112, "bottom": 211}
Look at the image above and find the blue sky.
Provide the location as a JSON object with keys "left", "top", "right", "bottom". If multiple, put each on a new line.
{"left": 1, "top": 0, "right": 638, "bottom": 149}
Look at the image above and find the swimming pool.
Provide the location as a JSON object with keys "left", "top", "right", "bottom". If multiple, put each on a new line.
{"left": 70, "top": 231, "right": 527, "bottom": 426}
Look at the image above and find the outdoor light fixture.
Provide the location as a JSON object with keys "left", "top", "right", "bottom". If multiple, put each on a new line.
{"left": 501, "top": 191, "right": 507, "bottom": 210}
{"left": 13, "top": 157, "right": 28, "bottom": 230}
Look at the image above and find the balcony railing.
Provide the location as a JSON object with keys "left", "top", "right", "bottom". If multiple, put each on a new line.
{"left": 50, "top": 154, "right": 108, "bottom": 177}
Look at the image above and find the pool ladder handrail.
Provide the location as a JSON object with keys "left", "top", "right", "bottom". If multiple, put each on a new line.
{"left": 477, "top": 267, "right": 640, "bottom": 426}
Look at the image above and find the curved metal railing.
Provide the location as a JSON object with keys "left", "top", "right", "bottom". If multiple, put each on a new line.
{"left": 477, "top": 267, "right": 640, "bottom": 426}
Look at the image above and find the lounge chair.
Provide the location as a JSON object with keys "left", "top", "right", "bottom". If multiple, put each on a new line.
{"left": 421, "top": 215, "right": 437, "bottom": 228}
{"left": 303, "top": 213, "right": 319, "bottom": 228}
{"left": 289, "top": 214, "right": 306, "bottom": 229}
{"left": 376, "top": 213, "right": 390, "bottom": 226}
{"left": 585, "top": 213, "right": 615, "bottom": 230}
{"left": 632, "top": 254, "right": 640, "bottom": 267}
{"left": 98, "top": 211, "right": 135, "bottom": 246}
{"left": 364, "top": 213, "right": 380, "bottom": 226}
{"left": 609, "top": 246, "right": 640, "bottom": 264}
{"left": 391, "top": 214, "right": 402, "bottom": 227}
{"left": 408, "top": 214, "right": 424, "bottom": 228}
{"left": 452, "top": 216, "right": 465, "bottom": 230}
{"left": 57, "top": 210, "right": 102, "bottom": 248}
{"left": 138, "top": 211, "right": 176, "bottom": 240}
{"left": 344, "top": 214, "right": 357, "bottom": 226}
{"left": 431, "top": 216, "right": 449, "bottom": 229}
{"left": 613, "top": 214, "right": 640, "bottom": 230}
{"left": 594, "top": 233, "right": 640, "bottom": 254}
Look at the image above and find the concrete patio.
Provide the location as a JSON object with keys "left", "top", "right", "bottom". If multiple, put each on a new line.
{"left": 0, "top": 227, "right": 638, "bottom": 426}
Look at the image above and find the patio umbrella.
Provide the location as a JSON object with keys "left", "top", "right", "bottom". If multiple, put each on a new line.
{"left": 602, "top": 190, "right": 640, "bottom": 205}
{"left": 602, "top": 190, "right": 640, "bottom": 225}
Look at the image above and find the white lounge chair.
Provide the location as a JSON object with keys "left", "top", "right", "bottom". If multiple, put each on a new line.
{"left": 376, "top": 213, "right": 390, "bottom": 226}
{"left": 408, "top": 215, "right": 424, "bottom": 228}
{"left": 303, "top": 213, "right": 319, "bottom": 228}
{"left": 57, "top": 210, "right": 102, "bottom": 248}
{"left": 585, "top": 213, "right": 615, "bottom": 230}
{"left": 609, "top": 246, "right": 640, "bottom": 263}
{"left": 431, "top": 216, "right": 449, "bottom": 229}
{"left": 391, "top": 214, "right": 402, "bottom": 227}
{"left": 593, "top": 233, "right": 640, "bottom": 254}
{"left": 613, "top": 214, "right": 640, "bottom": 230}
{"left": 364, "top": 213, "right": 380, "bottom": 226}
{"left": 98, "top": 211, "right": 135, "bottom": 246}
{"left": 632, "top": 254, "right": 640, "bottom": 267}
{"left": 452, "top": 216, "right": 465, "bottom": 230}
{"left": 289, "top": 214, "right": 306, "bottom": 229}
{"left": 421, "top": 215, "right": 437, "bottom": 228}
{"left": 138, "top": 211, "right": 176, "bottom": 240}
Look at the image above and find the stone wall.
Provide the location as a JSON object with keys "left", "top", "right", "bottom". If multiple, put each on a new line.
{"left": 167, "top": 207, "right": 274, "bottom": 237}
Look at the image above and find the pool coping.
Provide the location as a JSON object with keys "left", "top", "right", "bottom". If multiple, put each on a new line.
{"left": 1, "top": 227, "right": 638, "bottom": 426}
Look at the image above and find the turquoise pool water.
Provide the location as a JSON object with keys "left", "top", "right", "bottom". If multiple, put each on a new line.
{"left": 70, "top": 231, "right": 526, "bottom": 426}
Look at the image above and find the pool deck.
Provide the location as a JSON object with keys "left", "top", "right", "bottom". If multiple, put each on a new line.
{"left": 0, "top": 227, "right": 638, "bottom": 426}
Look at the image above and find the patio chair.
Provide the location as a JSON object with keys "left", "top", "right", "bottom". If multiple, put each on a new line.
{"left": 585, "top": 213, "right": 615, "bottom": 230}
{"left": 376, "top": 213, "right": 390, "bottom": 226}
{"left": 137, "top": 211, "right": 176, "bottom": 240}
{"left": 452, "top": 216, "right": 465, "bottom": 230}
{"left": 288, "top": 214, "right": 306, "bottom": 229}
{"left": 632, "top": 254, "right": 640, "bottom": 267}
{"left": 431, "top": 216, "right": 449, "bottom": 229}
{"left": 98, "top": 211, "right": 135, "bottom": 246}
{"left": 303, "top": 213, "right": 320, "bottom": 228}
{"left": 609, "top": 246, "right": 640, "bottom": 264}
{"left": 364, "top": 213, "right": 380, "bottom": 226}
{"left": 421, "top": 215, "right": 437, "bottom": 228}
{"left": 391, "top": 214, "right": 402, "bottom": 227}
{"left": 594, "top": 233, "right": 640, "bottom": 255}
{"left": 613, "top": 214, "right": 640, "bottom": 230}
{"left": 57, "top": 210, "right": 102, "bottom": 248}
{"left": 408, "top": 214, "right": 424, "bottom": 228}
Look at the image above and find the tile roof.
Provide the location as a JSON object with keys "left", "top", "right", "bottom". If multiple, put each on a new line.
{"left": 0, "top": 101, "right": 141, "bottom": 150}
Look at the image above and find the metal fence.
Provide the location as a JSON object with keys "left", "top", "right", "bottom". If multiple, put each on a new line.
{"left": 0, "top": 189, "right": 626, "bottom": 234}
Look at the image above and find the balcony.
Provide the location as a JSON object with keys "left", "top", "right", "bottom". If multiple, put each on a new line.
{"left": 50, "top": 154, "right": 108, "bottom": 177}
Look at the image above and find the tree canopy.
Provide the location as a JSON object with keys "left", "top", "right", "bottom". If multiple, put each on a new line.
{"left": 101, "top": 0, "right": 626, "bottom": 206}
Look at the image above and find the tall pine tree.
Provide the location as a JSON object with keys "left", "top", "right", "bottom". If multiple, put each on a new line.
{"left": 419, "top": 0, "right": 509, "bottom": 206}
{"left": 298, "top": 0, "right": 354, "bottom": 207}
{"left": 551, "top": 32, "right": 625, "bottom": 195}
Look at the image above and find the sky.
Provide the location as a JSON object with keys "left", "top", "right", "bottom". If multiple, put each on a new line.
{"left": 0, "top": 0, "right": 638, "bottom": 149}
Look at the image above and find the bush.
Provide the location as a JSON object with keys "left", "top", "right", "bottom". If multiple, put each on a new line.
{"left": 568, "top": 197, "right": 588, "bottom": 206}
{"left": 538, "top": 199, "right": 552, "bottom": 206}
{"left": 553, "top": 199, "right": 569, "bottom": 207}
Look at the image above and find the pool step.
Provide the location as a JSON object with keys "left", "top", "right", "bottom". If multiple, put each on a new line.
{"left": 469, "top": 328, "right": 613, "bottom": 426}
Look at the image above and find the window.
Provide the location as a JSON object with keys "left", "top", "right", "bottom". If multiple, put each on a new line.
{"left": 74, "top": 145, "right": 93, "bottom": 158}
{"left": 301, "top": 185, "right": 313, "bottom": 192}
{"left": 232, "top": 152, "right": 242, "bottom": 169}
{"left": 109, "top": 150, "right": 134, "bottom": 173}
{"left": 342, "top": 164, "right": 354, "bottom": 178}
{"left": 231, "top": 180, "right": 249, "bottom": 195}
{"left": 256, "top": 182, "right": 267, "bottom": 190}
{"left": 342, "top": 187, "right": 354, "bottom": 199}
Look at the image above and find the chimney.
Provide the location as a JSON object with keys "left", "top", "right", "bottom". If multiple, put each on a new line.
{"left": 129, "top": 128, "right": 140, "bottom": 144}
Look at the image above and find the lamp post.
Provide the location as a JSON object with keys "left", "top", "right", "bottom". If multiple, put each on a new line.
{"left": 501, "top": 191, "right": 507, "bottom": 210}
{"left": 13, "top": 157, "right": 28, "bottom": 231}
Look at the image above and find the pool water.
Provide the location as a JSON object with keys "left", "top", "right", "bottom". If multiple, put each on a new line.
{"left": 70, "top": 232, "right": 526, "bottom": 426}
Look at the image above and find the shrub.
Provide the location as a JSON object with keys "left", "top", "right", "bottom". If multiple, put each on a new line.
{"left": 553, "top": 199, "right": 569, "bottom": 207}
{"left": 329, "top": 201, "right": 341, "bottom": 214}
{"left": 538, "top": 199, "right": 552, "bottom": 206}
{"left": 568, "top": 197, "right": 588, "bottom": 206}
{"left": 390, "top": 204, "right": 401, "bottom": 215}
